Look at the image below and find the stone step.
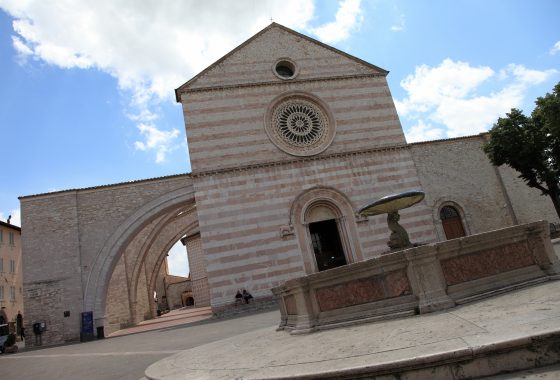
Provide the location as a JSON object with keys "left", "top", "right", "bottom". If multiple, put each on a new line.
{"left": 212, "top": 297, "right": 279, "bottom": 319}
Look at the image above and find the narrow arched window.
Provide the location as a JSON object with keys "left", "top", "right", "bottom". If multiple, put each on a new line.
{"left": 440, "top": 206, "right": 466, "bottom": 240}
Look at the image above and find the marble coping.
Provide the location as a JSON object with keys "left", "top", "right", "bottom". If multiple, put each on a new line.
{"left": 272, "top": 220, "right": 560, "bottom": 334}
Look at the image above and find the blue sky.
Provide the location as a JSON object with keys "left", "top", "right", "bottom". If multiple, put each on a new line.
{"left": 0, "top": 0, "right": 559, "bottom": 275}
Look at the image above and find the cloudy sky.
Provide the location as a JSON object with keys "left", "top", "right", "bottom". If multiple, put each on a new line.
{"left": 0, "top": 0, "right": 558, "bottom": 275}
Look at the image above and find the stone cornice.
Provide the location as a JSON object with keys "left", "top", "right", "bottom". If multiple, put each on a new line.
{"left": 191, "top": 133, "right": 493, "bottom": 178}
{"left": 408, "top": 133, "right": 487, "bottom": 146}
{"left": 19, "top": 173, "right": 192, "bottom": 201}
{"left": 191, "top": 143, "right": 410, "bottom": 178}
{"left": 178, "top": 73, "right": 386, "bottom": 96}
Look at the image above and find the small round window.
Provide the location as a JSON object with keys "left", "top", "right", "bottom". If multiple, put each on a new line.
{"left": 273, "top": 59, "right": 298, "bottom": 80}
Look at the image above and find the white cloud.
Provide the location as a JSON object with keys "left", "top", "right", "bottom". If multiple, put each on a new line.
{"left": 166, "top": 240, "right": 189, "bottom": 277}
{"left": 134, "top": 123, "right": 180, "bottom": 163}
{"left": 405, "top": 120, "right": 445, "bottom": 143}
{"left": 550, "top": 41, "right": 560, "bottom": 55}
{"left": 0, "top": 209, "right": 21, "bottom": 227}
{"left": 0, "top": 1, "right": 363, "bottom": 163}
{"left": 12, "top": 35, "right": 32, "bottom": 56}
{"left": 391, "top": 14, "right": 405, "bottom": 32}
{"left": 396, "top": 59, "right": 558, "bottom": 141}
{"left": 396, "top": 59, "right": 495, "bottom": 116}
{"left": 312, "top": 0, "right": 363, "bottom": 43}
{"left": 506, "top": 63, "right": 557, "bottom": 84}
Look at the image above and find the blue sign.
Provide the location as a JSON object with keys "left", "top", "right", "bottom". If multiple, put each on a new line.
{"left": 81, "top": 311, "right": 93, "bottom": 334}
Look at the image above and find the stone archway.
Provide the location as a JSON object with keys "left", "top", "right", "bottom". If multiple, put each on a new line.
{"left": 104, "top": 206, "right": 200, "bottom": 333}
{"left": 83, "top": 184, "right": 197, "bottom": 329}
{"left": 143, "top": 215, "right": 198, "bottom": 319}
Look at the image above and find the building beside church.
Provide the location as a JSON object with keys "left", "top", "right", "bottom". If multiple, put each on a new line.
{"left": 0, "top": 219, "right": 24, "bottom": 327}
{"left": 19, "top": 23, "right": 559, "bottom": 347}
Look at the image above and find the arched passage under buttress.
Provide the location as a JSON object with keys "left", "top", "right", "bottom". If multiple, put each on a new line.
{"left": 132, "top": 207, "right": 199, "bottom": 321}
{"left": 104, "top": 204, "right": 200, "bottom": 333}
{"left": 83, "top": 185, "right": 198, "bottom": 330}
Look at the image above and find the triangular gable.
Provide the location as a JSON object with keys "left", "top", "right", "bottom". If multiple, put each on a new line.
{"left": 175, "top": 22, "right": 388, "bottom": 101}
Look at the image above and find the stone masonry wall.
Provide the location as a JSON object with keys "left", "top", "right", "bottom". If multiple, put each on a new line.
{"left": 105, "top": 254, "right": 130, "bottom": 335}
{"left": 410, "top": 137, "right": 515, "bottom": 239}
{"left": 498, "top": 164, "right": 560, "bottom": 225}
{"left": 186, "top": 25, "right": 381, "bottom": 90}
{"left": 194, "top": 147, "right": 436, "bottom": 308}
{"left": 155, "top": 261, "right": 168, "bottom": 310}
{"left": 183, "top": 76, "right": 404, "bottom": 173}
{"left": 186, "top": 235, "right": 210, "bottom": 307}
{"left": 20, "top": 174, "right": 193, "bottom": 346}
{"left": 21, "top": 192, "right": 83, "bottom": 347}
{"left": 74, "top": 176, "right": 191, "bottom": 295}
{"left": 165, "top": 276, "right": 192, "bottom": 309}
{"left": 138, "top": 262, "right": 151, "bottom": 321}
{"left": 182, "top": 26, "right": 404, "bottom": 175}
{"left": 410, "top": 135, "right": 559, "bottom": 238}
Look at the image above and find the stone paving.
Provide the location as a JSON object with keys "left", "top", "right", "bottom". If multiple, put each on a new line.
{"left": 0, "top": 308, "right": 279, "bottom": 380}
{"left": 145, "top": 280, "right": 560, "bottom": 379}
{"left": 4, "top": 281, "right": 560, "bottom": 379}
{"left": 109, "top": 306, "right": 213, "bottom": 337}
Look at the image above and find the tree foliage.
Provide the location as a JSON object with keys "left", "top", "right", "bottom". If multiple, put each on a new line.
{"left": 483, "top": 82, "right": 560, "bottom": 219}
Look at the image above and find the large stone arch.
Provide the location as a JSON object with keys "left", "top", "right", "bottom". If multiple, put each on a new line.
{"left": 136, "top": 211, "right": 199, "bottom": 319}
{"left": 84, "top": 184, "right": 196, "bottom": 325}
{"left": 125, "top": 205, "right": 197, "bottom": 321}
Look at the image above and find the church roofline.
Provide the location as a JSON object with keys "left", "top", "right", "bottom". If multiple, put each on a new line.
{"left": 407, "top": 132, "right": 488, "bottom": 146}
{"left": 175, "top": 22, "right": 389, "bottom": 102}
{"left": 19, "top": 172, "right": 191, "bottom": 201}
{"left": 0, "top": 220, "right": 21, "bottom": 232}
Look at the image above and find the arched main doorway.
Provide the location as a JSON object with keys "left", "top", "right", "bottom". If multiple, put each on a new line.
{"left": 290, "top": 186, "right": 363, "bottom": 274}
{"left": 306, "top": 204, "right": 347, "bottom": 271}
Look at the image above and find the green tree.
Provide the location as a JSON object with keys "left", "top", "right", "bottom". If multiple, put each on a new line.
{"left": 483, "top": 82, "right": 560, "bottom": 219}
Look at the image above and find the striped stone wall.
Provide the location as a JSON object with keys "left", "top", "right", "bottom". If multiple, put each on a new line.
{"left": 185, "top": 25, "right": 381, "bottom": 90}
{"left": 183, "top": 76, "right": 405, "bottom": 173}
{"left": 185, "top": 234, "right": 211, "bottom": 307}
{"left": 193, "top": 148, "right": 437, "bottom": 307}
{"left": 179, "top": 26, "right": 437, "bottom": 308}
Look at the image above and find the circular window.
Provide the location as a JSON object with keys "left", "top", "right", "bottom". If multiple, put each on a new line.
{"left": 265, "top": 92, "right": 335, "bottom": 156}
{"left": 273, "top": 58, "right": 298, "bottom": 80}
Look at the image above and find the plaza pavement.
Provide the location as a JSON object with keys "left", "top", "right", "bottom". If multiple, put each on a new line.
{"left": 108, "top": 306, "right": 214, "bottom": 337}
{"left": 0, "top": 307, "right": 279, "bottom": 380}
{"left": 145, "top": 280, "right": 560, "bottom": 380}
{"left": 2, "top": 281, "right": 560, "bottom": 379}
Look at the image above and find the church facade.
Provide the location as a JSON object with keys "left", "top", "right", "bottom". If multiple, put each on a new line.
{"left": 19, "top": 24, "right": 559, "bottom": 346}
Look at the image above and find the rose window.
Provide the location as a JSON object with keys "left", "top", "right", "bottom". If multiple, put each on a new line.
{"left": 274, "top": 101, "right": 325, "bottom": 147}
{"left": 266, "top": 94, "right": 335, "bottom": 156}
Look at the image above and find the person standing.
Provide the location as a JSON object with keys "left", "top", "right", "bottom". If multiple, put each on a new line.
{"left": 16, "top": 311, "right": 23, "bottom": 341}
{"left": 242, "top": 289, "right": 253, "bottom": 304}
